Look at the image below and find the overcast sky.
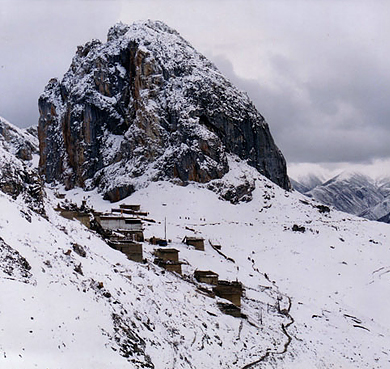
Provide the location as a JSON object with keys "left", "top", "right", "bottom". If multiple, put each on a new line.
{"left": 1, "top": 0, "right": 389, "bottom": 178}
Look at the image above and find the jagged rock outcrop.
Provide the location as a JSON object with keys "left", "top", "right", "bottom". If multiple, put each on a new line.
{"left": 0, "top": 117, "right": 37, "bottom": 162}
{"left": 0, "top": 237, "right": 33, "bottom": 284}
{"left": 0, "top": 116, "right": 45, "bottom": 215}
{"left": 38, "top": 20, "right": 290, "bottom": 201}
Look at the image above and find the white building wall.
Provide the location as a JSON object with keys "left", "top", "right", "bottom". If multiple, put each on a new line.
{"left": 99, "top": 218, "right": 142, "bottom": 231}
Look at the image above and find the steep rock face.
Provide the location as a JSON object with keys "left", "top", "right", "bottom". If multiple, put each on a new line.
{"left": 38, "top": 21, "right": 289, "bottom": 201}
{"left": 0, "top": 116, "right": 45, "bottom": 214}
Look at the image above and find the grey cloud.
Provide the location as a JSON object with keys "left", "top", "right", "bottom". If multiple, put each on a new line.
{"left": 305, "top": 50, "right": 390, "bottom": 129}
{"left": 0, "top": 1, "right": 120, "bottom": 127}
{"left": 211, "top": 52, "right": 390, "bottom": 166}
{"left": 1, "top": 0, "right": 389, "bottom": 171}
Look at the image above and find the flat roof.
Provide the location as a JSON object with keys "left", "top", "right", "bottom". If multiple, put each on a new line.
{"left": 195, "top": 270, "right": 219, "bottom": 276}
{"left": 99, "top": 216, "right": 141, "bottom": 222}
{"left": 156, "top": 248, "right": 179, "bottom": 253}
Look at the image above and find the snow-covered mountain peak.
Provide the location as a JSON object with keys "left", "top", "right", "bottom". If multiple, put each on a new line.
{"left": 329, "top": 170, "right": 373, "bottom": 184}
{"left": 38, "top": 20, "right": 289, "bottom": 202}
{"left": 375, "top": 174, "right": 390, "bottom": 192}
{"left": 108, "top": 20, "right": 183, "bottom": 43}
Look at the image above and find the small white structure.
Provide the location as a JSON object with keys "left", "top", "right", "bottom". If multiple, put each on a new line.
{"left": 98, "top": 216, "right": 143, "bottom": 232}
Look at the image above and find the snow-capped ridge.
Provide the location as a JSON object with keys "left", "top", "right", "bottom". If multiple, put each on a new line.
{"left": 38, "top": 20, "right": 289, "bottom": 202}
{"left": 293, "top": 168, "right": 390, "bottom": 223}
{"left": 325, "top": 170, "right": 374, "bottom": 185}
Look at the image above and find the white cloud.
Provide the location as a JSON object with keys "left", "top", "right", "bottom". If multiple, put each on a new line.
{"left": 288, "top": 158, "right": 390, "bottom": 182}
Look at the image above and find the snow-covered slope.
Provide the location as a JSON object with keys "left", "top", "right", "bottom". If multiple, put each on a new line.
{"left": 289, "top": 178, "right": 310, "bottom": 194}
{"left": 359, "top": 197, "right": 390, "bottom": 221}
{"left": 376, "top": 175, "right": 390, "bottom": 197}
{"left": 1, "top": 156, "right": 390, "bottom": 368}
{"left": 304, "top": 171, "right": 386, "bottom": 219}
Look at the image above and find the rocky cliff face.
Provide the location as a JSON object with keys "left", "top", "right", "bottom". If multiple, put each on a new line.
{"left": 0, "top": 116, "right": 45, "bottom": 215}
{"left": 38, "top": 20, "right": 290, "bottom": 201}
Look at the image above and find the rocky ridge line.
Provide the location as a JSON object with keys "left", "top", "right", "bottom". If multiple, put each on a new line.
{"left": 38, "top": 20, "right": 290, "bottom": 201}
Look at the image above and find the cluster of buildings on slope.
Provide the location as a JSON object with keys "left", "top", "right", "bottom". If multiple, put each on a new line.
{"left": 56, "top": 200, "right": 244, "bottom": 316}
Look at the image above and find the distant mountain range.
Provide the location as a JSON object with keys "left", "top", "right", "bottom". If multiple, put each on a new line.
{"left": 291, "top": 171, "right": 390, "bottom": 223}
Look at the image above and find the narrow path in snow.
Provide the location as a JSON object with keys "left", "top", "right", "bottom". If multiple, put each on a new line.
{"left": 240, "top": 297, "right": 294, "bottom": 369}
{"left": 240, "top": 260, "right": 295, "bottom": 368}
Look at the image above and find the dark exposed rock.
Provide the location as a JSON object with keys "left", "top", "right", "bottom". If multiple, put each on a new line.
{"left": 74, "top": 263, "right": 84, "bottom": 276}
{"left": 316, "top": 204, "right": 330, "bottom": 213}
{"left": 0, "top": 117, "right": 46, "bottom": 216}
{"left": 38, "top": 21, "right": 290, "bottom": 201}
{"left": 0, "top": 237, "right": 33, "bottom": 284}
{"left": 378, "top": 211, "right": 390, "bottom": 224}
{"left": 103, "top": 184, "right": 135, "bottom": 203}
{"left": 292, "top": 224, "right": 306, "bottom": 233}
{"left": 111, "top": 312, "right": 155, "bottom": 367}
{"left": 72, "top": 243, "right": 87, "bottom": 257}
{"left": 207, "top": 177, "right": 256, "bottom": 204}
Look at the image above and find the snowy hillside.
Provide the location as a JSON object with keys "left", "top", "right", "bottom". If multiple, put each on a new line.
{"left": 377, "top": 175, "right": 390, "bottom": 197}
{"left": 1, "top": 155, "right": 390, "bottom": 368}
{"left": 1, "top": 18, "right": 389, "bottom": 368}
{"left": 293, "top": 170, "right": 390, "bottom": 223}
{"left": 359, "top": 197, "right": 390, "bottom": 221}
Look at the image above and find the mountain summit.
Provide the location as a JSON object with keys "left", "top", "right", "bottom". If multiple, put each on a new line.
{"left": 38, "top": 20, "right": 289, "bottom": 201}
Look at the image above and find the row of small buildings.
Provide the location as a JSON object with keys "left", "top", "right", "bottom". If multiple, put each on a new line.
{"left": 153, "top": 246, "right": 243, "bottom": 314}
{"left": 56, "top": 201, "right": 244, "bottom": 316}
